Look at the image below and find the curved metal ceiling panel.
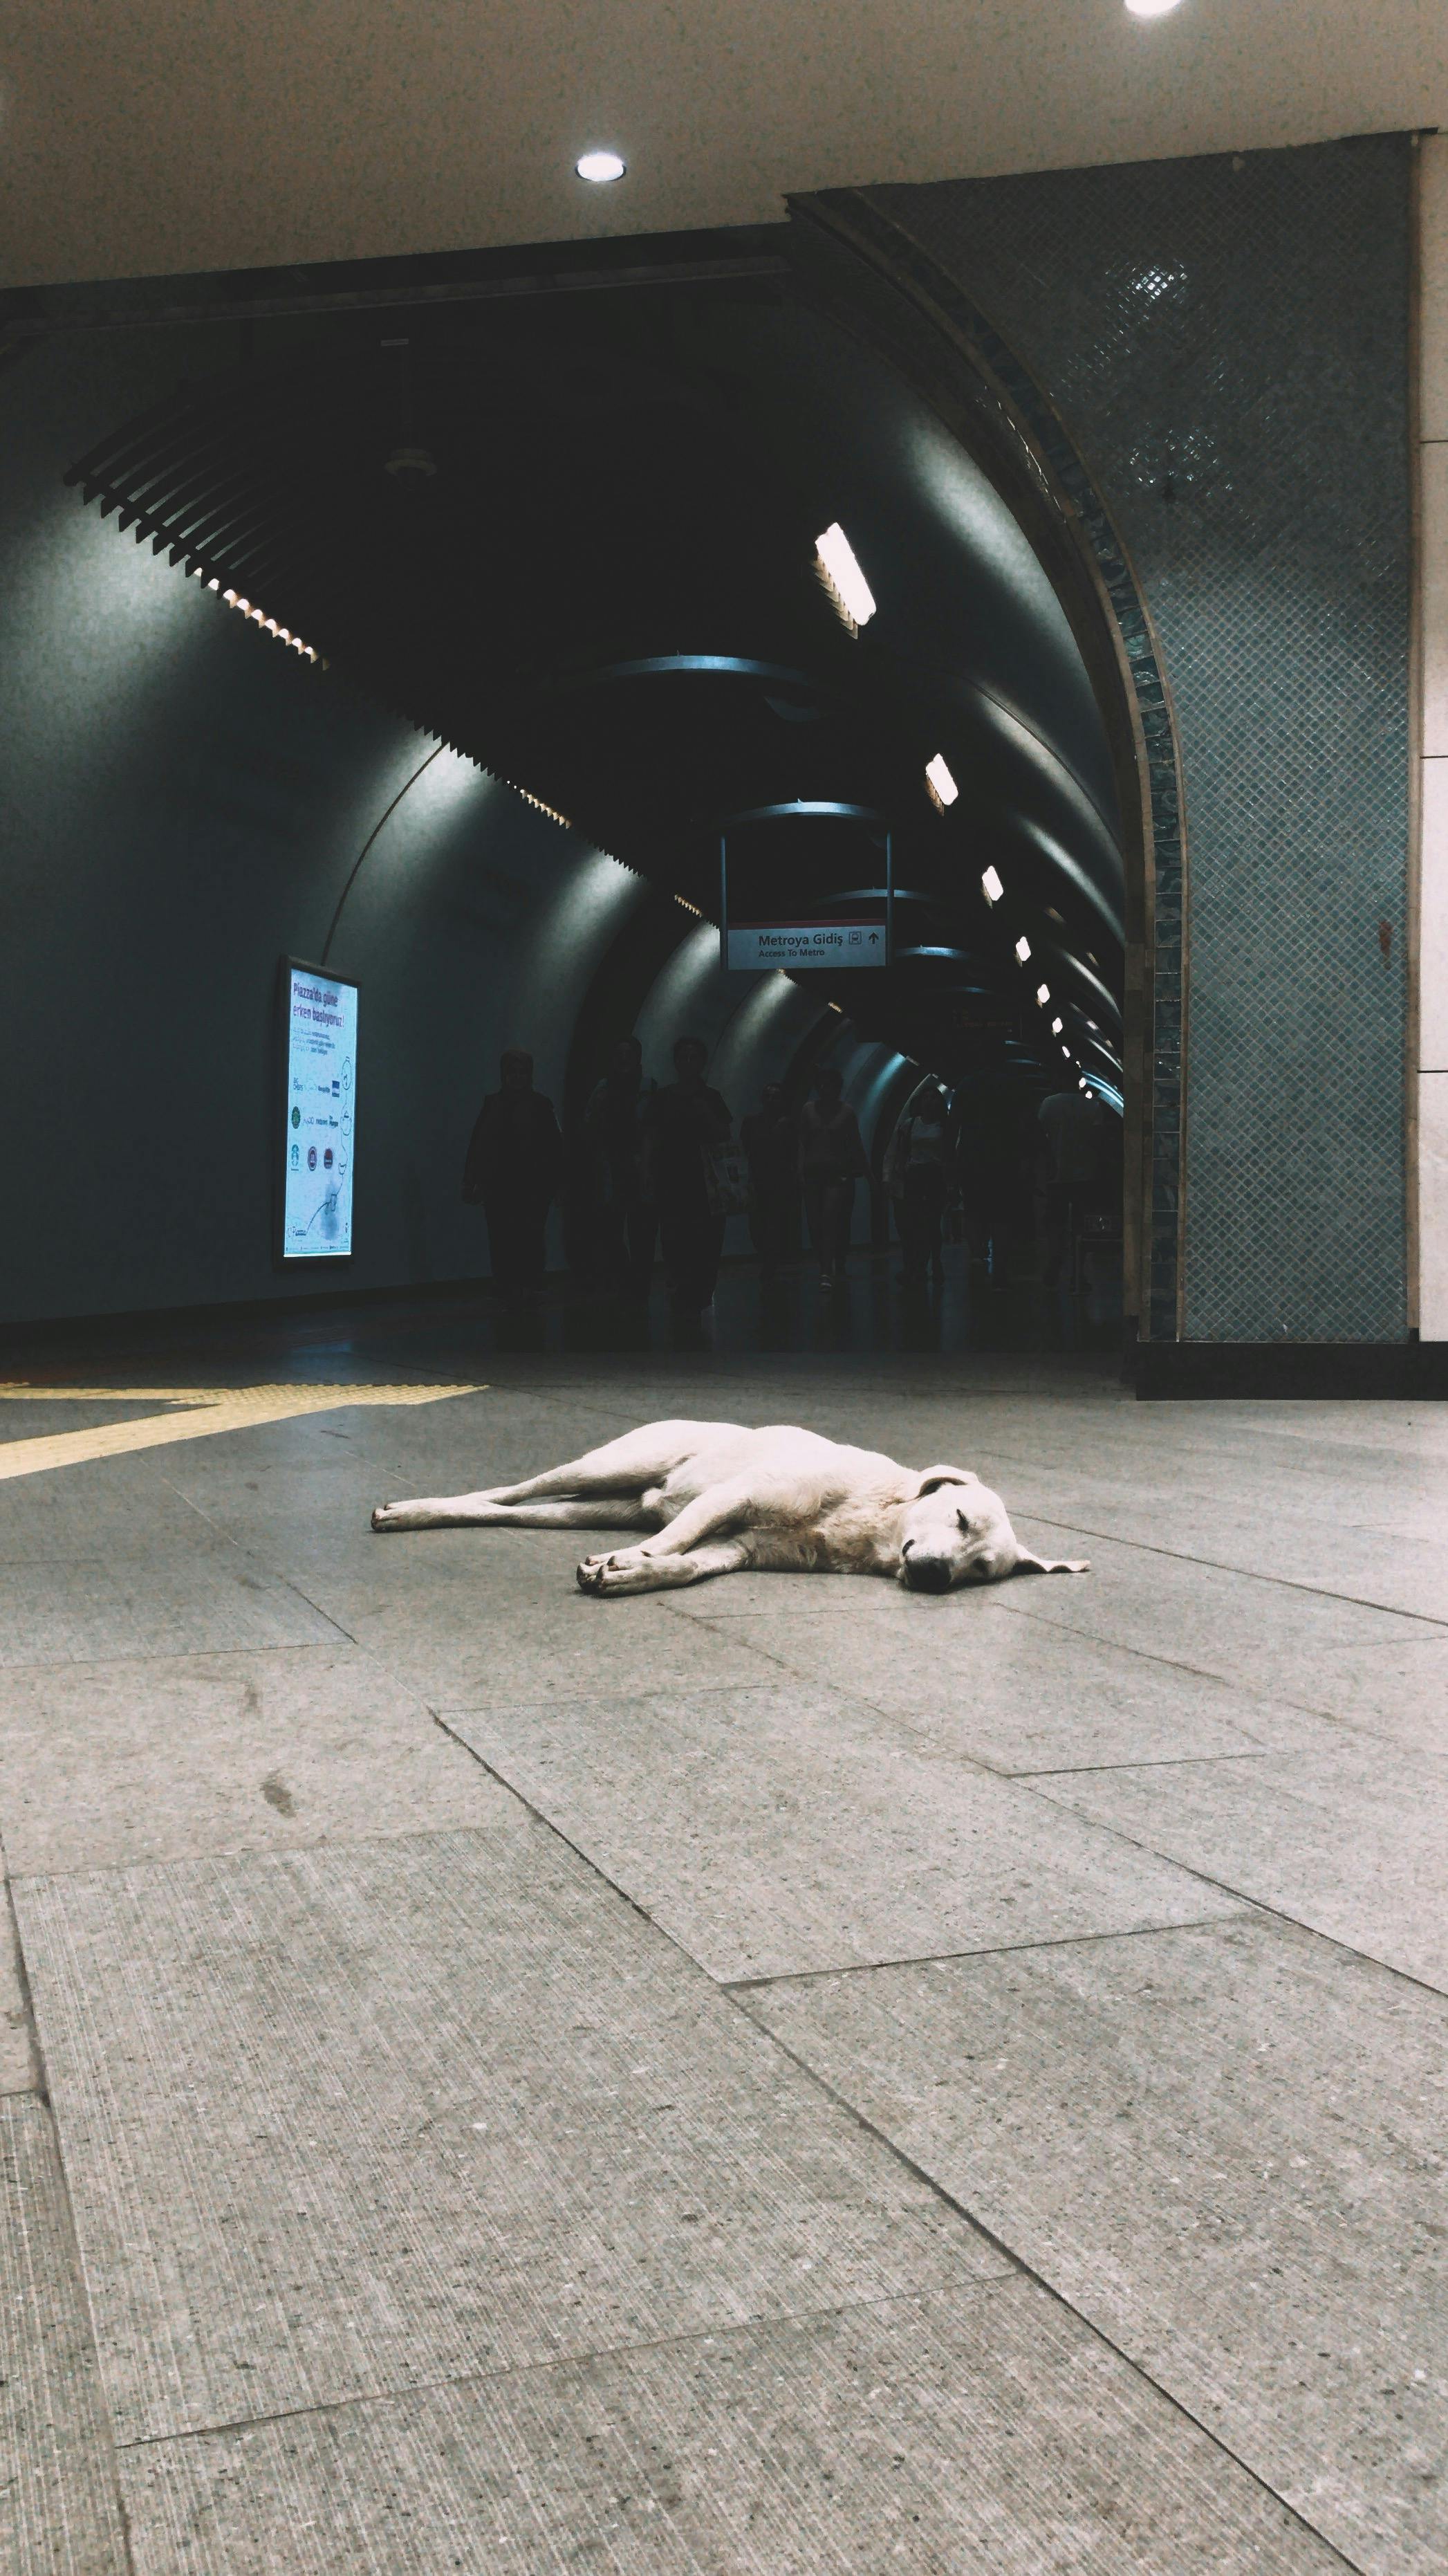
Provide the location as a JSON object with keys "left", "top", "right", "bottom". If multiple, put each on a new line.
{"left": 66, "top": 266, "right": 1124, "bottom": 1088}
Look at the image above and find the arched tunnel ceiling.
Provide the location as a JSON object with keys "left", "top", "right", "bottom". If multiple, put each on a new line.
{"left": 67, "top": 257, "right": 1126, "bottom": 1092}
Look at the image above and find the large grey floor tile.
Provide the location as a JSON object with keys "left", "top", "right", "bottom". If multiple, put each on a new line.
{"left": 0, "top": 1549, "right": 346, "bottom": 1667}
{"left": 0, "top": 1399, "right": 184, "bottom": 1447}
{"left": 1270, "top": 1634, "right": 1448, "bottom": 1755}
{"left": 746, "top": 1916, "right": 1448, "bottom": 2576}
{"left": 15, "top": 1827, "right": 1003, "bottom": 2444}
{"left": 0, "top": 1457, "right": 223, "bottom": 1565}
{"left": 121, "top": 2279, "right": 1344, "bottom": 2576}
{"left": 971, "top": 1406, "right": 1448, "bottom": 1545}
{"left": 1028, "top": 1737, "right": 1448, "bottom": 1991}
{"left": 990, "top": 1520, "right": 1448, "bottom": 1692}
{"left": 1003, "top": 1479, "right": 1448, "bottom": 1623}
{"left": 1, "top": 1889, "right": 39, "bottom": 2092}
{"left": 698, "top": 1601, "right": 1342, "bottom": 1769}
{"left": 337, "top": 1555, "right": 784, "bottom": 1700}
{"left": 0, "top": 1646, "right": 519, "bottom": 1873}
{"left": 443, "top": 1685, "right": 1245, "bottom": 1982}
{"left": 0, "top": 2096, "right": 129, "bottom": 2576}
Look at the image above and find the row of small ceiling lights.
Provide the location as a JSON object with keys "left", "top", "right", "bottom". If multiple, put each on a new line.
{"left": 191, "top": 571, "right": 326, "bottom": 665}
{"left": 814, "top": 523, "right": 1102, "bottom": 1092}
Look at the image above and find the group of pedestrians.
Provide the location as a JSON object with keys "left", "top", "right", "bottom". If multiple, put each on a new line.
{"left": 462, "top": 1041, "right": 885, "bottom": 1315}
{"left": 462, "top": 1045, "right": 1120, "bottom": 1316}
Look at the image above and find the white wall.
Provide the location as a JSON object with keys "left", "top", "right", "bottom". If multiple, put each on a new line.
{"left": 1418, "top": 136, "right": 1448, "bottom": 1340}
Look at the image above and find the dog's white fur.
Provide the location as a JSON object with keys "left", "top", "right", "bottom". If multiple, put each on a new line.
{"left": 371, "top": 1419, "right": 1088, "bottom": 1595}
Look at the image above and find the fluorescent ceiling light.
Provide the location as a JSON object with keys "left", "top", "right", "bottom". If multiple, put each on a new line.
{"left": 576, "top": 149, "right": 626, "bottom": 183}
{"left": 1051, "top": 1016, "right": 1063, "bottom": 1035}
{"left": 981, "top": 866, "right": 1003, "bottom": 905}
{"left": 1125, "top": 0, "right": 1183, "bottom": 12}
{"left": 815, "top": 522, "right": 876, "bottom": 629}
{"left": 1014, "top": 936, "right": 1031, "bottom": 964}
{"left": 1036, "top": 984, "right": 1050, "bottom": 1007}
{"left": 925, "top": 753, "right": 958, "bottom": 806}
{"left": 1062, "top": 1045, "right": 1072, "bottom": 1058}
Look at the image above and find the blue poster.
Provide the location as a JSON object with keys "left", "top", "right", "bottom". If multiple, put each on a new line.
{"left": 281, "top": 966, "right": 358, "bottom": 1258}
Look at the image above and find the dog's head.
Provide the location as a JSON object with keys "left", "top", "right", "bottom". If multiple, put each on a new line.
{"left": 897, "top": 1466, "right": 1088, "bottom": 1592}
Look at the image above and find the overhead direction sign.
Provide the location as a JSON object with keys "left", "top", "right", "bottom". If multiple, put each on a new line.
{"left": 726, "top": 915, "right": 888, "bottom": 971}
{"left": 719, "top": 802, "right": 893, "bottom": 974}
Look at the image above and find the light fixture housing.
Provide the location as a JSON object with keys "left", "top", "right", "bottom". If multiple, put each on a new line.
{"left": 576, "top": 149, "right": 626, "bottom": 183}
{"left": 981, "top": 866, "right": 1004, "bottom": 905}
{"left": 814, "top": 522, "right": 876, "bottom": 632}
{"left": 1014, "top": 936, "right": 1031, "bottom": 964}
{"left": 925, "top": 753, "right": 958, "bottom": 808}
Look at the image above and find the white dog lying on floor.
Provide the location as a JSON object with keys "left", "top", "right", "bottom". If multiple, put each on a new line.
{"left": 371, "top": 1418, "right": 1088, "bottom": 1595}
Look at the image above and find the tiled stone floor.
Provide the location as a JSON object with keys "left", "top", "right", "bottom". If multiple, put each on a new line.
{"left": 2, "top": 1307, "right": 1445, "bottom": 2572}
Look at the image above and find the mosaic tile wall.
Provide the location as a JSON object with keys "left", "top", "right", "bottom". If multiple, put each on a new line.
{"left": 869, "top": 137, "right": 1413, "bottom": 1343}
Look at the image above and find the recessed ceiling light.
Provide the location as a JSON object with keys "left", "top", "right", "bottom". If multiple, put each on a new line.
{"left": 1051, "top": 1016, "right": 1063, "bottom": 1035}
{"left": 576, "top": 149, "right": 626, "bottom": 184}
{"left": 1124, "top": 0, "right": 1183, "bottom": 15}
{"left": 1014, "top": 936, "right": 1031, "bottom": 964}
{"left": 981, "top": 866, "right": 1004, "bottom": 905}
{"left": 1036, "top": 984, "right": 1050, "bottom": 1007}
{"left": 925, "top": 753, "right": 958, "bottom": 807}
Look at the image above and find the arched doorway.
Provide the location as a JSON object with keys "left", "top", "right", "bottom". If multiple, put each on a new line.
{"left": 62, "top": 212, "right": 1172, "bottom": 1347}
{"left": 785, "top": 187, "right": 1182, "bottom": 1349}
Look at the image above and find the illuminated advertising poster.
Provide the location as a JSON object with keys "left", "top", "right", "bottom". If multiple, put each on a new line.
{"left": 280, "top": 964, "right": 358, "bottom": 1259}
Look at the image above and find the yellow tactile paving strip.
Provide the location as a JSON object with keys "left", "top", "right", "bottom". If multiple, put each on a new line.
{"left": 0, "top": 1385, "right": 485, "bottom": 1482}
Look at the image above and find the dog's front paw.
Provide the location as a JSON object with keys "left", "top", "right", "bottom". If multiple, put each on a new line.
{"left": 577, "top": 1554, "right": 609, "bottom": 1593}
{"left": 372, "top": 1503, "right": 400, "bottom": 1532}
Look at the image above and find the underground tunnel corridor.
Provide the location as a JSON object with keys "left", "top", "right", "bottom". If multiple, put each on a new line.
{"left": 41, "top": 201, "right": 1135, "bottom": 1365}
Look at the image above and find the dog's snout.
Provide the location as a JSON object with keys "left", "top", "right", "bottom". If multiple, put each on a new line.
{"left": 903, "top": 1554, "right": 953, "bottom": 1593}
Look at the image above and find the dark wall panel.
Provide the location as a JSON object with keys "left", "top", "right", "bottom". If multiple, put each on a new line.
{"left": 869, "top": 136, "right": 1412, "bottom": 1342}
{"left": 0, "top": 330, "right": 640, "bottom": 1325}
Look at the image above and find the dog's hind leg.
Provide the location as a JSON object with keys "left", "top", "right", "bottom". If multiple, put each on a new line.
{"left": 472, "top": 1422, "right": 715, "bottom": 1507}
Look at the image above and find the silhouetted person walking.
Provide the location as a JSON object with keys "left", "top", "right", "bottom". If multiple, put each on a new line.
{"left": 584, "top": 1034, "right": 656, "bottom": 1299}
{"left": 798, "top": 1065, "right": 866, "bottom": 1290}
{"left": 889, "top": 1085, "right": 955, "bottom": 1285}
{"left": 741, "top": 1080, "right": 798, "bottom": 1279}
{"left": 642, "top": 1037, "right": 732, "bottom": 1314}
{"left": 1037, "top": 1084, "right": 1108, "bottom": 1288}
{"left": 463, "top": 1048, "right": 562, "bottom": 1310}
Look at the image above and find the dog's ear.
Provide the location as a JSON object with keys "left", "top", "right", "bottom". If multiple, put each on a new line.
{"left": 917, "top": 1465, "right": 978, "bottom": 1496}
{"left": 1012, "top": 1548, "right": 1090, "bottom": 1577}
